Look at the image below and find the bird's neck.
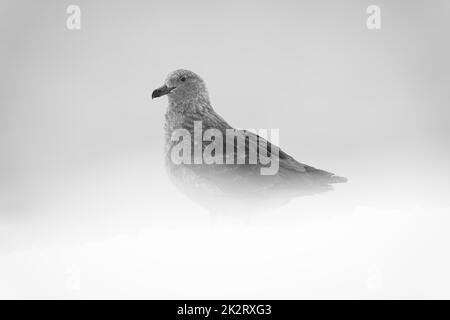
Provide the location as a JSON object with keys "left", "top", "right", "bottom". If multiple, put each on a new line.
{"left": 164, "top": 97, "right": 213, "bottom": 144}
{"left": 168, "top": 94, "right": 211, "bottom": 112}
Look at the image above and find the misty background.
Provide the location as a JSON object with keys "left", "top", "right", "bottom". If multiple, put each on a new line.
{"left": 0, "top": 0, "right": 449, "bottom": 298}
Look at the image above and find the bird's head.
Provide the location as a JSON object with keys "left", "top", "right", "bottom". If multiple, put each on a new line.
{"left": 151, "top": 69, "right": 209, "bottom": 104}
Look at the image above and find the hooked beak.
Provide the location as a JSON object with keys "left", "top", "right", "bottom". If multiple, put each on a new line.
{"left": 151, "top": 84, "right": 175, "bottom": 99}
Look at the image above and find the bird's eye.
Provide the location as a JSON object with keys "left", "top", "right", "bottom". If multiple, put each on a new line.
{"left": 180, "top": 76, "right": 186, "bottom": 82}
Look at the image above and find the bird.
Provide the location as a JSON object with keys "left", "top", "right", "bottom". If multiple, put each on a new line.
{"left": 152, "top": 69, "right": 347, "bottom": 213}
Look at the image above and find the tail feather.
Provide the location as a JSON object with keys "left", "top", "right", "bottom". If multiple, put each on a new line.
{"left": 304, "top": 166, "right": 348, "bottom": 184}
{"left": 329, "top": 175, "right": 348, "bottom": 184}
